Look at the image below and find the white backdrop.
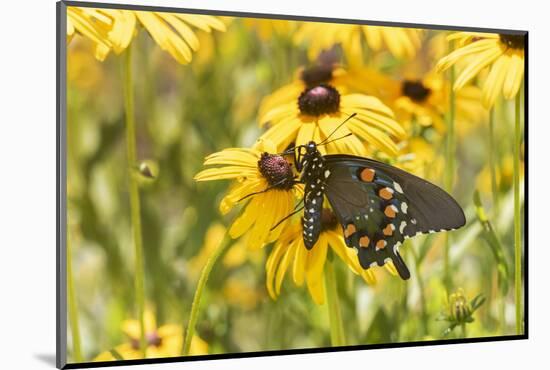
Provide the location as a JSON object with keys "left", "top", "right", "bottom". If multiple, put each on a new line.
{"left": 0, "top": 0, "right": 546, "bottom": 369}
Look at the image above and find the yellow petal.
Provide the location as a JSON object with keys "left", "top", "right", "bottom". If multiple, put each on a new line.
{"left": 229, "top": 196, "right": 260, "bottom": 238}
{"left": 502, "top": 50, "right": 524, "bottom": 100}
{"left": 340, "top": 94, "right": 395, "bottom": 117}
{"left": 347, "top": 120, "right": 399, "bottom": 156}
{"left": 306, "top": 272, "right": 326, "bottom": 305}
{"left": 158, "top": 13, "right": 200, "bottom": 51}
{"left": 436, "top": 39, "right": 498, "bottom": 72}
{"left": 482, "top": 54, "right": 510, "bottom": 108}
{"left": 136, "top": 11, "right": 192, "bottom": 64}
{"left": 454, "top": 44, "right": 502, "bottom": 90}
{"left": 275, "top": 242, "right": 295, "bottom": 295}
{"left": 295, "top": 122, "right": 316, "bottom": 147}
{"left": 266, "top": 241, "right": 289, "bottom": 299}
{"left": 306, "top": 234, "right": 328, "bottom": 286}
{"left": 194, "top": 167, "right": 257, "bottom": 181}
{"left": 293, "top": 236, "right": 307, "bottom": 286}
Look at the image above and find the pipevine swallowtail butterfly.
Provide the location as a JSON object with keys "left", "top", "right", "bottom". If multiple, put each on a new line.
{"left": 262, "top": 114, "right": 465, "bottom": 280}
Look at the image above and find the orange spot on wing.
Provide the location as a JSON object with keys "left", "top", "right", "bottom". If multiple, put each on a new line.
{"left": 359, "top": 236, "right": 370, "bottom": 248}
{"left": 376, "top": 240, "right": 387, "bottom": 249}
{"left": 344, "top": 224, "right": 356, "bottom": 238}
{"left": 360, "top": 168, "right": 375, "bottom": 182}
{"left": 383, "top": 224, "right": 395, "bottom": 236}
{"left": 384, "top": 205, "right": 398, "bottom": 218}
{"left": 379, "top": 187, "right": 394, "bottom": 200}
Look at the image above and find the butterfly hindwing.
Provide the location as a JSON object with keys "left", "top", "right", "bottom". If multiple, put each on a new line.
{"left": 323, "top": 154, "right": 466, "bottom": 280}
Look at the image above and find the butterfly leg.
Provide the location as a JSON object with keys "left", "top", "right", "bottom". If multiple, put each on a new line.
{"left": 237, "top": 179, "right": 301, "bottom": 202}
{"left": 270, "top": 205, "right": 305, "bottom": 231}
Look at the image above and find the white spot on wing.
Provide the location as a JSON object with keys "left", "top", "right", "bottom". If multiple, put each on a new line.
{"left": 324, "top": 170, "right": 331, "bottom": 178}
{"left": 399, "top": 221, "right": 407, "bottom": 233}
{"left": 394, "top": 182, "right": 403, "bottom": 194}
{"left": 401, "top": 202, "right": 408, "bottom": 214}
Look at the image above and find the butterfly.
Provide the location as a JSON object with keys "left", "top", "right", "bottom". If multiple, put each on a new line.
{"left": 274, "top": 114, "right": 466, "bottom": 280}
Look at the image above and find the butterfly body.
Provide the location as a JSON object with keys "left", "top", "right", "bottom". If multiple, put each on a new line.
{"left": 298, "top": 142, "right": 330, "bottom": 249}
{"left": 293, "top": 141, "right": 465, "bottom": 280}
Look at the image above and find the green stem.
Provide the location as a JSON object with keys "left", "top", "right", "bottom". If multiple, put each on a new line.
{"left": 489, "top": 108, "right": 499, "bottom": 212}
{"left": 461, "top": 322, "right": 467, "bottom": 338}
{"left": 182, "top": 233, "right": 232, "bottom": 355}
{"left": 410, "top": 247, "right": 428, "bottom": 336}
{"left": 443, "top": 45, "right": 456, "bottom": 292}
{"left": 67, "top": 233, "right": 83, "bottom": 362}
{"left": 513, "top": 91, "right": 522, "bottom": 335}
{"left": 325, "top": 254, "right": 346, "bottom": 346}
{"left": 122, "top": 45, "right": 147, "bottom": 358}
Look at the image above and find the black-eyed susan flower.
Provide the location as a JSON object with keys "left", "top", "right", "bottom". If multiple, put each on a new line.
{"left": 436, "top": 32, "right": 525, "bottom": 108}
{"left": 67, "top": 7, "right": 226, "bottom": 64}
{"left": 258, "top": 67, "right": 406, "bottom": 157}
{"left": 295, "top": 23, "right": 422, "bottom": 64}
{"left": 361, "top": 70, "right": 486, "bottom": 134}
{"left": 94, "top": 310, "right": 207, "bottom": 361}
{"left": 194, "top": 140, "right": 303, "bottom": 250}
{"left": 266, "top": 208, "right": 398, "bottom": 304}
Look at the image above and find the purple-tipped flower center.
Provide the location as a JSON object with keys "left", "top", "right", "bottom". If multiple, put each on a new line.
{"left": 258, "top": 153, "right": 294, "bottom": 190}
{"left": 298, "top": 84, "right": 340, "bottom": 116}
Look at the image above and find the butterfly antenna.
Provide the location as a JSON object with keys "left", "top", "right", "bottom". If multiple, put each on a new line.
{"left": 317, "top": 112, "right": 357, "bottom": 145}
{"left": 317, "top": 132, "right": 353, "bottom": 147}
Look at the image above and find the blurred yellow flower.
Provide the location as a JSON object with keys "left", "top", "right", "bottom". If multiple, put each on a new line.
{"left": 243, "top": 18, "right": 296, "bottom": 40}
{"left": 94, "top": 310, "right": 207, "bottom": 361}
{"left": 436, "top": 32, "right": 525, "bottom": 108}
{"left": 67, "top": 42, "right": 104, "bottom": 91}
{"left": 391, "top": 137, "right": 443, "bottom": 179}
{"left": 188, "top": 223, "right": 227, "bottom": 278}
{"left": 259, "top": 72, "right": 405, "bottom": 156}
{"left": 223, "top": 235, "right": 263, "bottom": 268}
{"left": 67, "top": 7, "right": 226, "bottom": 64}
{"left": 476, "top": 154, "right": 525, "bottom": 195}
{"left": 223, "top": 277, "right": 264, "bottom": 310}
{"left": 295, "top": 23, "right": 422, "bottom": 64}
{"left": 194, "top": 140, "right": 303, "bottom": 250}
{"left": 366, "top": 70, "right": 486, "bottom": 134}
{"left": 266, "top": 208, "right": 397, "bottom": 305}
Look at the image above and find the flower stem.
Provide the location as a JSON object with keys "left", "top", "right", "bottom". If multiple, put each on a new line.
{"left": 67, "top": 234, "right": 83, "bottom": 362}
{"left": 513, "top": 91, "right": 523, "bottom": 335}
{"left": 443, "top": 45, "right": 456, "bottom": 292}
{"left": 182, "top": 232, "right": 232, "bottom": 355}
{"left": 410, "top": 247, "right": 428, "bottom": 335}
{"left": 122, "top": 45, "right": 147, "bottom": 358}
{"left": 325, "top": 253, "right": 346, "bottom": 346}
{"left": 489, "top": 108, "right": 499, "bottom": 212}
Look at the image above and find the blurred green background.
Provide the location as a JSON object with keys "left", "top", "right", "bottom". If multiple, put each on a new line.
{"left": 66, "top": 15, "right": 524, "bottom": 363}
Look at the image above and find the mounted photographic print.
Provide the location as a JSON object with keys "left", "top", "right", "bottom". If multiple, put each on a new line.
{"left": 56, "top": 1, "right": 528, "bottom": 368}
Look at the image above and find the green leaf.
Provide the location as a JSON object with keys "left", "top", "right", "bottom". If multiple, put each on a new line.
{"left": 473, "top": 190, "right": 510, "bottom": 294}
{"left": 365, "top": 307, "right": 392, "bottom": 343}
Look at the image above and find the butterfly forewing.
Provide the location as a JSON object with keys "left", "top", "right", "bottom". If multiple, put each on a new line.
{"left": 323, "top": 154, "right": 465, "bottom": 280}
